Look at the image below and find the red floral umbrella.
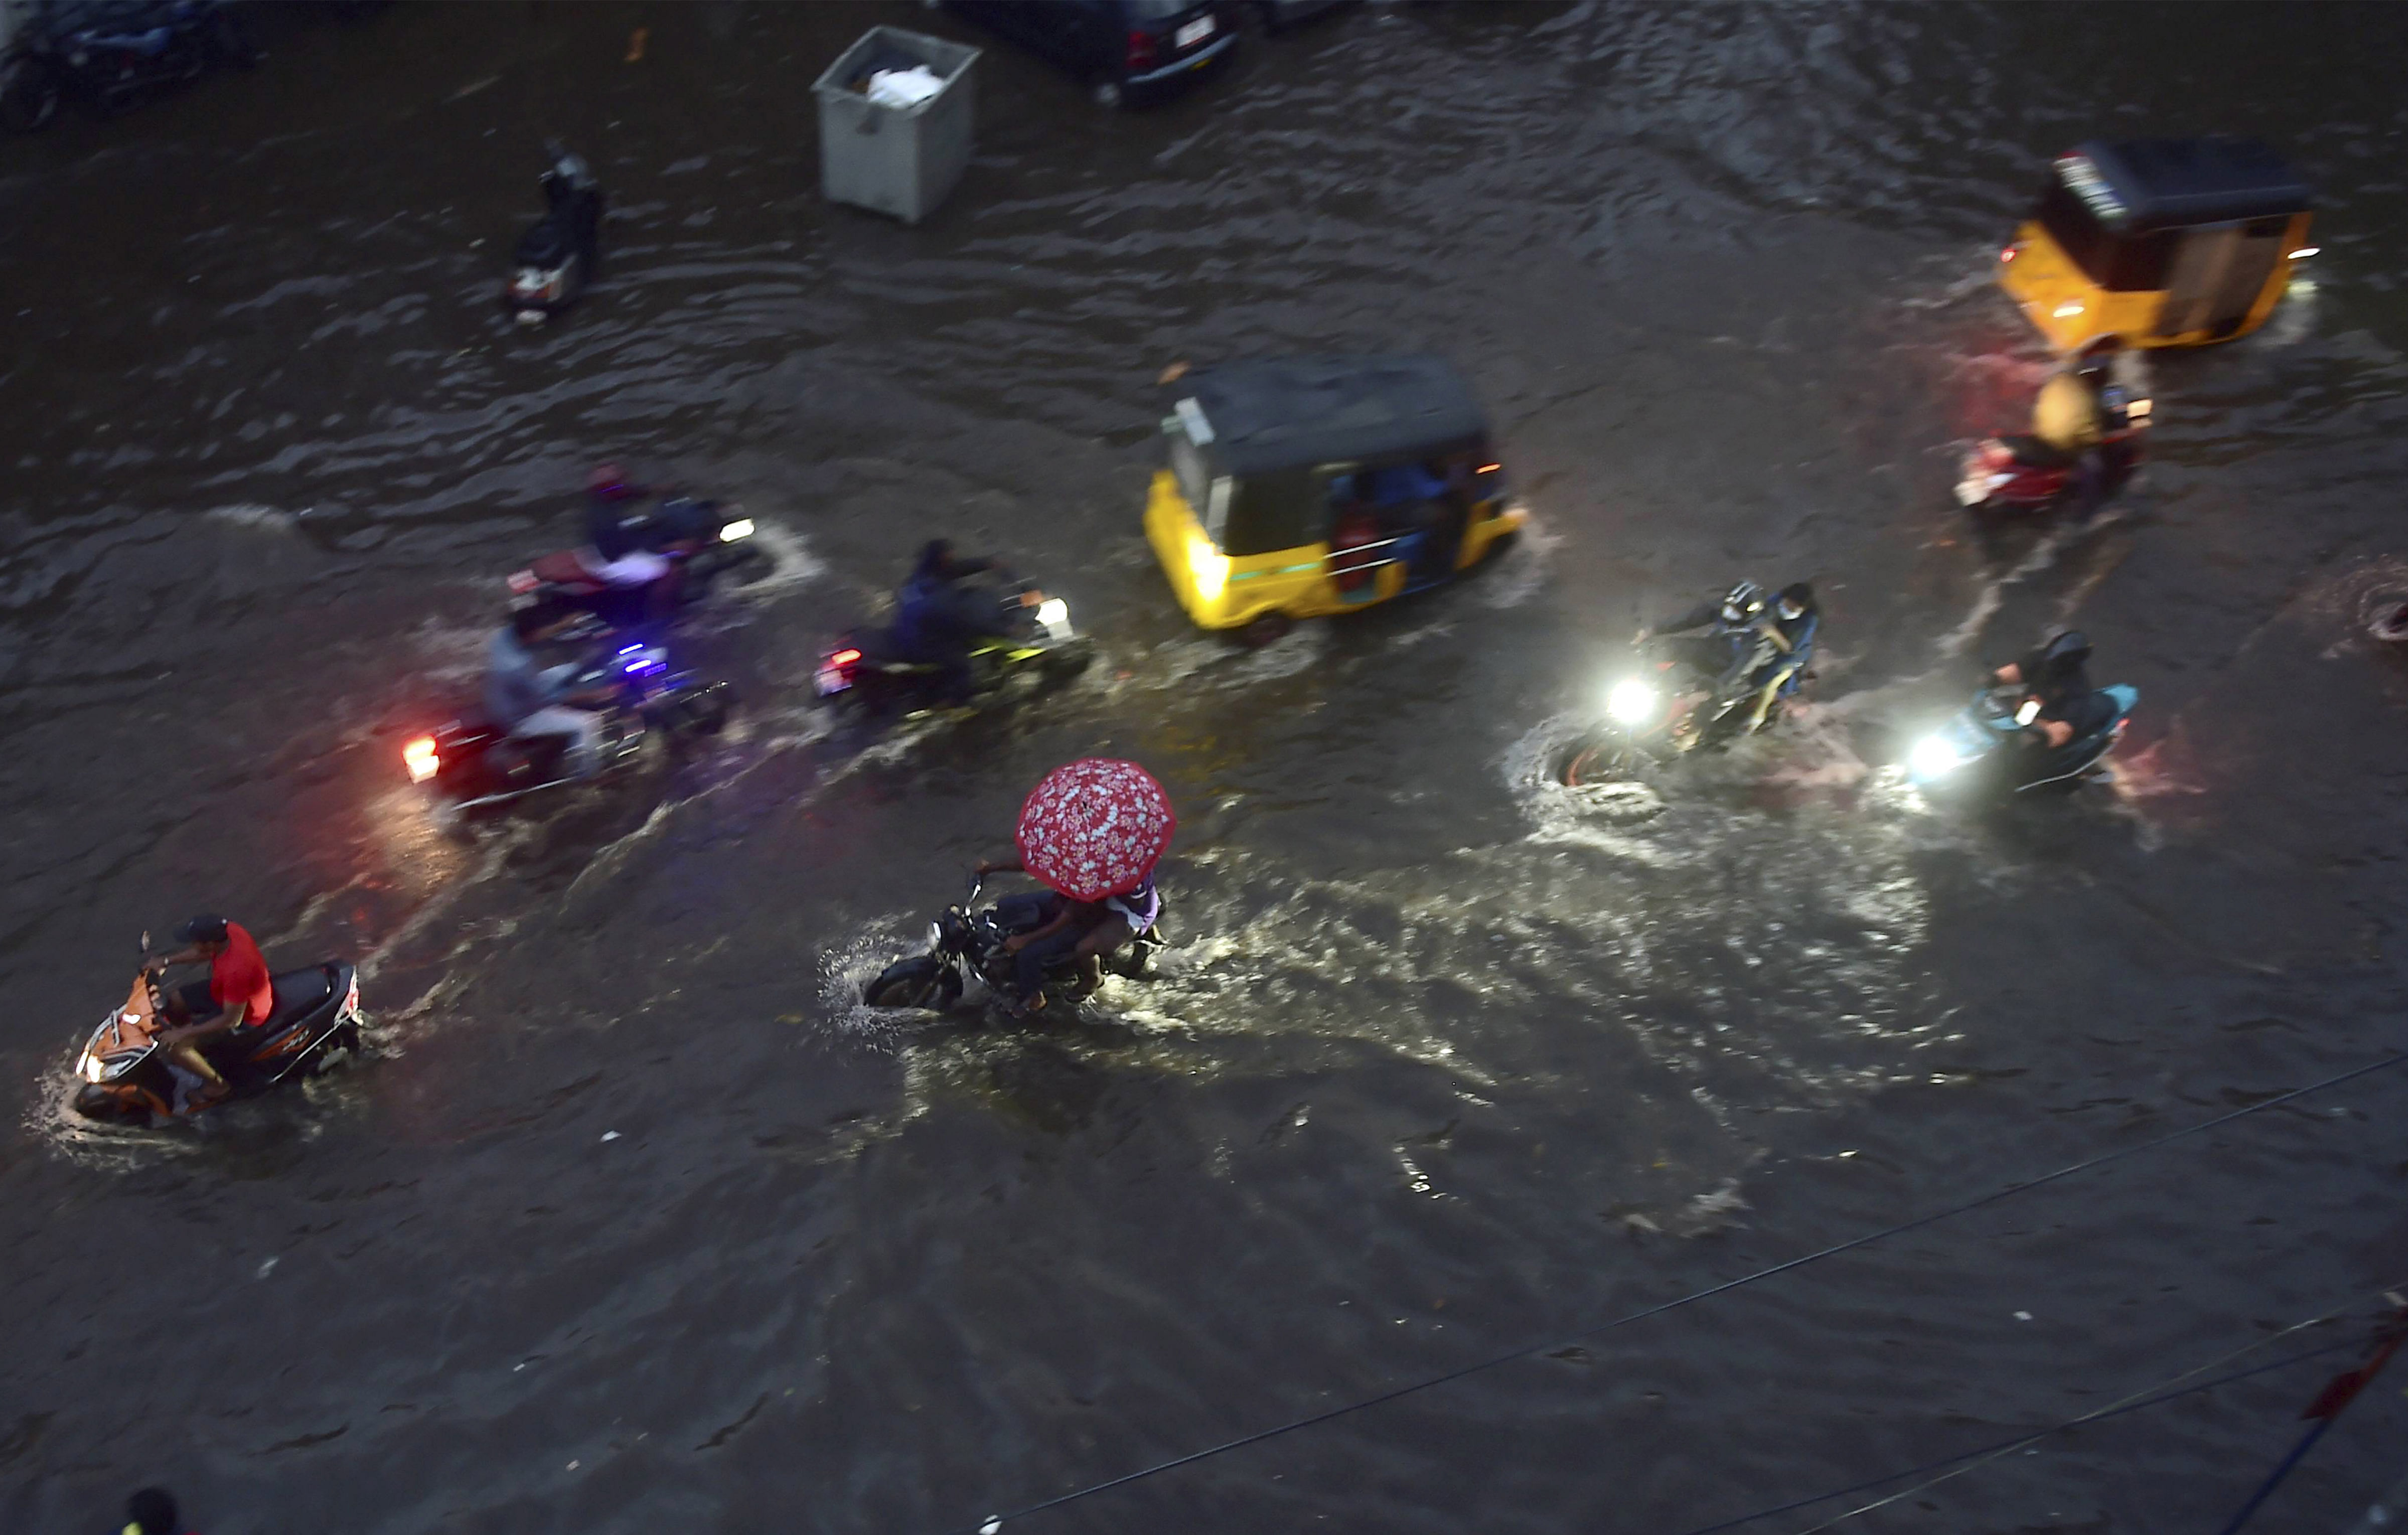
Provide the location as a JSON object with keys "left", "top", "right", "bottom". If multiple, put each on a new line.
{"left": 1014, "top": 758, "right": 1175, "bottom": 901}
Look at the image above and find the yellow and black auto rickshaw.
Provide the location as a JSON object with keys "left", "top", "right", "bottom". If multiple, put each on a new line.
{"left": 1999, "top": 137, "right": 2314, "bottom": 353}
{"left": 1143, "top": 354, "right": 1526, "bottom": 642}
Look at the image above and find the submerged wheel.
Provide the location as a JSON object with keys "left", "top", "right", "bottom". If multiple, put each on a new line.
{"left": 1559, "top": 734, "right": 1639, "bottom": 788}
{"left": 1239, "top": 611, "right": 1293, "bottom": 648}
{"left": 864, "top": 958, "right": 963, "bottom": 1012}
{"left": 1041, "top": 639, "right": 1095, "bottom": 681}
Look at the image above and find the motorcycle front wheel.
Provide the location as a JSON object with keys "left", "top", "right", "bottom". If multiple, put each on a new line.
{"left": 864, "top": 957, "right": 963, "bottom": 1012}
{"left": 0, "top": 60, "right": 60, "bottom": 132}
{"left": 1559, "top": 732, "right": 1641, "bottom": 788}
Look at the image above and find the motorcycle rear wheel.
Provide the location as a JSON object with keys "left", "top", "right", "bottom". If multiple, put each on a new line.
{"left": 865, "top": 958, "right": 963, "bottom": 1012}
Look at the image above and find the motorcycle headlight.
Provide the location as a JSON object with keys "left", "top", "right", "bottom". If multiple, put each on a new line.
{"left": 1908, "top": 735, "right": 1964, "bottom": 781}
{"left": 1035, "top": 598, "right": 1068, "bottom": 629}
{"left": 2014, "top": 699, "right": 2042, "bottom": 726}
{"left": 1607, "top": 679, "right": 1661, "bottom": 726}
{"left": 719, "top": 518, "right": 755, "bottom": 542}
{"left": 927, "top": 922, "right": 944, "bottom": 950}
{"left": 80, "top": 1051, "right": 133, "bottom": 1084}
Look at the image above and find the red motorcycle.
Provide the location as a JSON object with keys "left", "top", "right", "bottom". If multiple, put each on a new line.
{"left": 1953, "top": 421, "right": 2145, "bottom": 514}
{"left": 1956, "top": 343, "right": 2151, "bottom": 515}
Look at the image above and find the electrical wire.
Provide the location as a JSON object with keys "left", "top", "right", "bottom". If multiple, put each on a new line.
{"left": 947, "top": 1048, "right": 2408, "bottom": 1535}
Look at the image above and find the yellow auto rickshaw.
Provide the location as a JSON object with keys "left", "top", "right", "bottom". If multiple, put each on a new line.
{"left": 2000, "top": 137, "right": 2314, "bottom": 352}
{"left": 1143, "top": 354, "right": 1526, "bottom": 642}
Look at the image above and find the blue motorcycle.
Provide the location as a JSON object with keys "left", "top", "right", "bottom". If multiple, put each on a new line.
{"left": 1907, "top": 683, "right": 2138, "bottom": 797}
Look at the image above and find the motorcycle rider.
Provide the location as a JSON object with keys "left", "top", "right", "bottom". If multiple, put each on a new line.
{"left": 893, "top": 539, "right": 999, "bottom": 706}
{"left": 485, "top": 600, "right": 618, "bottom": 780}
{"left": 1638, "top": 579, "right": 1814, "bottom": 730}
{"left": 1992, "top": 630, "right": 2110, "bottom": 749}
{"left": 1741, "top": 581, "right": 1819, "bottom": 730}
{"left": 972, "top": 855, "right": 1158, "bottom": 1017}
{"left": 571, "top": 465, "right": 680, "bottom": 629}
{"left": 141, "top": 913, "right": 275, "bottom": 1110}
{"left": 2029, "top": 337, "right": 2149, "bottom": 516}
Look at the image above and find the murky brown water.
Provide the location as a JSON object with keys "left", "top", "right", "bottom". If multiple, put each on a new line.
{"left": 8, "top": 3, "right": 2408, "bottom": 1530}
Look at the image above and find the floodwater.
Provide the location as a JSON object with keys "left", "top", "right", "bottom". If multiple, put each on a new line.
{"left": 7, "top": 2, "right": 2408, "bottom": 1530}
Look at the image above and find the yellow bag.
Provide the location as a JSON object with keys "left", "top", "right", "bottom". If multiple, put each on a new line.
{"left": 2031, "top": 372, "right": 2103, "bottom": 453}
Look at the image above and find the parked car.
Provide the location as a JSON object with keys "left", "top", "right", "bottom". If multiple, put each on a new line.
{"left": 944, "top": 0, "right": 1236, "bottom": 108}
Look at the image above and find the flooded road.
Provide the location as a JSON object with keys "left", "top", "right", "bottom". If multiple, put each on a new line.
{"left": 8, "top": 2, "right": 2408, "bottom": 1529}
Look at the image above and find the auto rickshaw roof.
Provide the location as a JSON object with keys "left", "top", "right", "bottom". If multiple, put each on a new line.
{"left": 1170, "top": 354, "right": 1488, "bottom": 477}
{"left": 2065, "top": 138, "right": 2312, "bottom": 231}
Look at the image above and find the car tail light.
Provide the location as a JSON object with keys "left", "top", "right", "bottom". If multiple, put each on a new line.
{"left": 1126, "top": 27, "right": 1156, "bottom": 70}
{"left": 404, "top": 736, "right": 441, "bottom": 783}
{"left": 342, "top": 976, "right": 361, "bottom": 1018}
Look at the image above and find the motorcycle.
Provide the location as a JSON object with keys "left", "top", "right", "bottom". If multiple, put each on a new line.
{"left": 506, "top": 142, "right": 603, "bottom": 327}
{"left": 1, "top": 0, "right": 255, "bottom": 132}
{"left": 402, "top": 639, "right": 730, "bottom": 813}
{"left": 506, "top": 498, "right": 765, "bottom": 631}
{"left": 1556, "top": 639, "right": 1800, "bottom": 787}
{"left": 1905, "top": 682, "right": 2139, "bottom": 797}
{"left": 864, "top": 872, "right": 1165, "bottom": 1015}
{"left": 1956, "top": 350, "right": 2152, "bottom": 514}
{"left": 73, "top": 943, "right": 363, "bottom": 1126}
{"left": 816, "top": 573, "right": 1091, "bottom": 720}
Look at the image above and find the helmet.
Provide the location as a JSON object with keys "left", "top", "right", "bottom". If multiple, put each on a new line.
{"left": 586, "top": 463, "right": 638, "bottom": 502}
{"left": 2037, "top": 630, "right": 2092, "bottom": 682}
{"left": 1720, "top": 580, "right": 1766, "bottom": 626}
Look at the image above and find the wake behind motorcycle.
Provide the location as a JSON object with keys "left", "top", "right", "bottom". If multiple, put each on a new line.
{"left": 403, "top": 640, "right": 729, "bottom": 813}
{"left": 506, "top": 142, "right": 603, "bottom": 327}
{"left": 1905, "top": 683, "right": 2138, "bottom": 798}
{"left": 507, "top": 498, "right": 765, "bottom": 632}
{"left": 73, "top": 955, "right": 362, "bottom": 1127}
{"left": 864, "top": 873, "right": 1164, "bottom": 1016}
{"left": 1, "top": 0, "right": 256, "bottom": 132}
{"left": 816, "top": 573, "right": 1091, "bottom": 721}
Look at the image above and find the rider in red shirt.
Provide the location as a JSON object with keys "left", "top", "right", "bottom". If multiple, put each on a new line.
{"left": 144, "top": 914, "right": 276, "bottom": 1109}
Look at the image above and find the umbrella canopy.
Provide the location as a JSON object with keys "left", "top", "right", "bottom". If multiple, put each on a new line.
{"left": 1014, "top": 758, "right": 1175, "bottom": 901}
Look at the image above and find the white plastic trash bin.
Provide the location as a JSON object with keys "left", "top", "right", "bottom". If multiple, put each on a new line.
{"left": 813, "top": 26, "right": 979, "bottom": 226}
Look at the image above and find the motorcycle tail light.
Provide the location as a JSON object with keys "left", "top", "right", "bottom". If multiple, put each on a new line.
{"left": 508, "top": 570, "right": 539, "bottom": 594}
{"left": 832, "top": 648, "right": 862, "bottom": 668}
{"left": 403, "top": 736, "right": 441, "bottom": 782}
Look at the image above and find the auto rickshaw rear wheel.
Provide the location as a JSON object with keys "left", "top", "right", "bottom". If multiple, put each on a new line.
{"left": 1239, "top": 611, "right": 1293, "bottom": 648}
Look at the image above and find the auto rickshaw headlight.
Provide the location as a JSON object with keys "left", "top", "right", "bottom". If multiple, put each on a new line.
{"left": 1189, "top": 536, "right": 1230, "bottom": 602}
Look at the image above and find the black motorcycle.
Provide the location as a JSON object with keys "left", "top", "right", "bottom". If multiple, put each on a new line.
{"left": 506, "top": 142, "right": 603, "bottom": 327}
{"left": 816, "top": 573, "right": 1091, "bottom": 721}
{"left": 73, "top": 944, "right": 362, "bottom": 1127}
{"left": 1556, "top": 638, "right": 1795, "bottom": 787}
{"left": 865, "top": 873, "right": 1164, "bottom": 1014}
{"left": 506, "top": 498, "right": 766, "bottom": 631}
{"left": 1, "top": 0, "right": 255, "bottom": 132}
{"left": 402, "top": 638, "right": 729, "bottom": 813}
